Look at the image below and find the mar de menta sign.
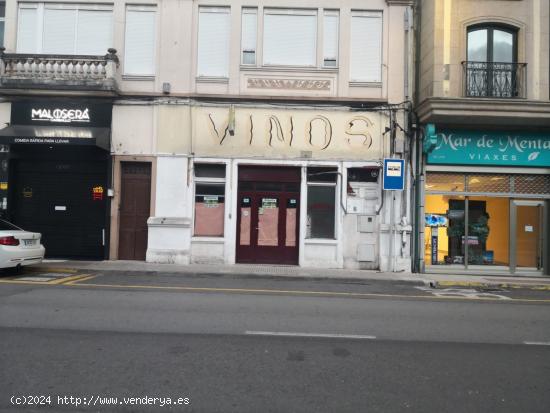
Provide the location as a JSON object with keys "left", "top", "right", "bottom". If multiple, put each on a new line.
{"left": 427, "top": 130, "right": 550, "bottom": 167}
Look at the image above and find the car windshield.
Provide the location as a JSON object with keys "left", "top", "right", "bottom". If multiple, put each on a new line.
{"left": 0, "top": 219, "right": 23, "bottom": 231}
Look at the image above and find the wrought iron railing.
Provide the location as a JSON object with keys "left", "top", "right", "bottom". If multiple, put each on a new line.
{"left": 0, "top": 48, "right": 119, "bottom": 90}
{"left": 462, "top": 61, "right": 526, "bottom": 98}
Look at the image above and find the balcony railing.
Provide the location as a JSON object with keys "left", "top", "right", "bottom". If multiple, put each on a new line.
{"left": 462, "top": 61, "right": 526, "bottom": 98}
{"left": 0, "top": 48, "right": 119, "bottom": 92}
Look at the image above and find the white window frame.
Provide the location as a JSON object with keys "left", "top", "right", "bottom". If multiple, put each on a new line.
{"left": 240, "top": 7, "right": 257, "bottom": 66}
{"left": 0, "top": 1, "right": 6, "bottom": 47}
{"left": 306, "top": 169, "right": 338, "bottom": 240}
{"left": 193, "top": 163, "right": 227, "bottom": 238}
{"left": 350, "top": 10, "right": 383, "bottom": 83}
{"left": 262, "top": 8, "right": 318, "bottom": 68}
{"left": 241, "top": 7, "right": 339, "bottom": 70}
{"left": 123, "top": 5, "right": 157, "bottom": 77}
{"left": 16, "top": 2, "right": 113, "bottom": 55}
{"left": 322, "top": 10, "right": 339, "bottom": 68}
{"left": 197, "top": 6, "right": 231, "bottom": 79}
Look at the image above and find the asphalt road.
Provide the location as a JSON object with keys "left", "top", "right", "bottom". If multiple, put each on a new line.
{"left": 0, "top": 272, "right": 549, "bottom": 413}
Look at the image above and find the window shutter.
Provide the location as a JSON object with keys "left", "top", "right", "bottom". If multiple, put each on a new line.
{"left": 263, "top": 10, "right": 317, "bottom": 66}
{"left": 16, "top": 6, "right": 38, "bottom": 53}
{"left": 124, "top": 7, "right": 156, "bottom": 75}
{"left": 241, "top": 8, "right": 257, "bottom": 65}
{"left": 323, "top": 12, "right": 339, "bottom": 66}
{"left": 350, "top": 12, "right": 382, "bottom": 82}
{"left": 43, "top": 8, "right": 77, "bottom": 54}
{"left": 77, "top": 10, "right": 113, "bottom": 55}
{"left": 197, "top": 7, "right": 230, "bottom": 77}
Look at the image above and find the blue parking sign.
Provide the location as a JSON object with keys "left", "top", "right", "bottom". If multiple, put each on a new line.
{"left": 383, "top": 159, "right": 405, "bottom": 191}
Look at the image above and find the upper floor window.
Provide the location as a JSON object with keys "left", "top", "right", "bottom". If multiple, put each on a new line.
{"left": 467, "top": 25, "right": 516, "bottom": 63}
{"left": 350, "top": 11, "right": 383, "bottom": 83}
{"left": 241, "top": 8, "right": 257, "bottom": 65}
{"left": 465, "top": 25, "right": 523, "bottom": 98}
{"left": 197, "top": 6, "right": 230, "bottom": 78}
{"left": 124, "top": 5, "right": 156, "bottom": 76}
{"left": 323, "top": 10, "right": 339, "bottom": 67}
{"left": 239, "top": 8, "right": 339, "bottom": 69}
{"left": 0, "top": 2, "right": 5, "bottom": 47}
{"left": 16, "top": 3, "right": 113, "bottom": 55}
{"left": 263, "top": 8, "right": 317, "bottom": 67}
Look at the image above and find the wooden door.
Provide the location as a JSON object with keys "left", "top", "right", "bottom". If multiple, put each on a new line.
{"left": 118, "top": 162, "right": 151, "bottom": 260}
{"left": 236, "top": 167, "right": 300, "bottom": 265}
{"left": 237, "top": 191, "right": 300, "bottom": 265}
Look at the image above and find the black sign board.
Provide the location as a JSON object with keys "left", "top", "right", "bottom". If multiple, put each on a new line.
{"left": 11, "top": 100, "right": 112, "bottom": 128}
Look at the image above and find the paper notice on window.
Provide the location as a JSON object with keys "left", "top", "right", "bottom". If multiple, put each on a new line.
{"left": 258, "top": 207, "right": 278, "bottom": 246}
{"left": 286, "top": 208, "right": 296, "bottom": 247}
{"left": 240, "top": 207, "right": 251, "bottom": 246}
{"left": 194, "top": 202, "right": 224, "bottom": 236}
{"left": 386, "top": 161, "right": 402, "bottom": 177}
{"left": 203, "top": 195, "right": 219, "bottom": 208}
{"left": 525, "top": 225, "right": 534, "bottom": 233}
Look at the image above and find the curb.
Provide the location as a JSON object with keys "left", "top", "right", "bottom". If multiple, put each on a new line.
{"left": 433, "top": 280, "right": 550, "bottom": 291}
{"left": 27, "top": 266, "right": 427, "bottom": 286}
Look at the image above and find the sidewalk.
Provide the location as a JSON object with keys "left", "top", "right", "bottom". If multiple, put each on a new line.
{"left": 33, "top": 260, "right": 550, "bottom": 290}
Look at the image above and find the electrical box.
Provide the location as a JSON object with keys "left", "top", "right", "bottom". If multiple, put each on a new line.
{"left": 357, "top": 243, "right": 375, "bottom": 262}
{"left": 358, "top": 215, "right": 375, "bottom": 232}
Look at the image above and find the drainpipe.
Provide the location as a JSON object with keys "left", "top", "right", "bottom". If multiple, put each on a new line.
{"left": 412, "top": 0, "right": 423, "bottom": 273}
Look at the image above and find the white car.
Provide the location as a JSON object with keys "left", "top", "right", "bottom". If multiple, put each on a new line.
{"left": 0, "top": 219, "right": 45, "bottom": 270}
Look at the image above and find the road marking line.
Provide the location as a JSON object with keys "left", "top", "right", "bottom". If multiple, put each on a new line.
{"left": 14, "top": 276, "right": 55, "bottom": 282}
{"left": 50, "top": 274, "right": 92, "bottom": 285}
{"left": 523, "top": 341, "right": 550, "bottom": 346}
{"left": 62, "top": 282, "right": 550, "bottom": 303}
{"left": 0, "top": 279, "right": 54, "bottom": 285}
{"left": 63, "top": 274, "right": 97, "bottom": 285}
{"left": 2, "top": 278, "right": 550, "bottom": 304}
{"left": 245, "top": 331, "right": 376, "bottom": 340}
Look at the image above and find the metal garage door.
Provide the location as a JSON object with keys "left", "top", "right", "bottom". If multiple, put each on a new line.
{"left": 11, "top": 159, "right": 108, "bottom": 259}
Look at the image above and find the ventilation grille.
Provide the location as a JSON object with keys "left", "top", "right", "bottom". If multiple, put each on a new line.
{"left": 426, "top": 173, "right": 550, "bottom": 196}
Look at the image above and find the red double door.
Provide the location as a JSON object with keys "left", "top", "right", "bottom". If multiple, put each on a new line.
{"left": 236, "top": 167, "right": 300, "bottom": 265}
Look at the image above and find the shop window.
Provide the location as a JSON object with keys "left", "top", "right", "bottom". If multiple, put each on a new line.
{"left": 124, "top": 6, "right": 156, "bottom": 76}
{"left": 467, "top": 175, "right": 510, "bottom": 193}
{"left": 350, "top": 11, "right": 382, "bottom": 82}
{"left": 425, "top": 173, "right": 465, "bottom": 192}
{"left": 16, "top": 3, "right": 113, "bottom": 54}
{"left": 348, "top": 167, "right": 379, "bottom": 183}
{"left": 424, "top": 195, "right": 509, "bottom": 267}
{"left": 346, "top": 167, "right": 378, "bottom": 210}
{"left": 194, "top": 163, "right": 226, "bottom": 237}
{"left": 197, "top": 7, "right": 230, "bottom": 77}
{"left": 306, "top": 167, "right": 337, "bottom": 239}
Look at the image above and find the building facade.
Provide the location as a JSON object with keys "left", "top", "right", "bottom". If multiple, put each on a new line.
{"left": 415, "top": 0, "right": 550, "bottom": 276}
{"left": 0, "top": 0, "right": 414, "bottom": 271}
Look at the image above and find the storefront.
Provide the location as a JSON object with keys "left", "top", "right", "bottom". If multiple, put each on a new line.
{"left": 146, "top": 103, "right": 412, "bottom": 271}
{"left": 0, "top": 99, "right": 112, "bottom": 259}
{"left": 422, "top": 129, "right": 550, "bottom": 275}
